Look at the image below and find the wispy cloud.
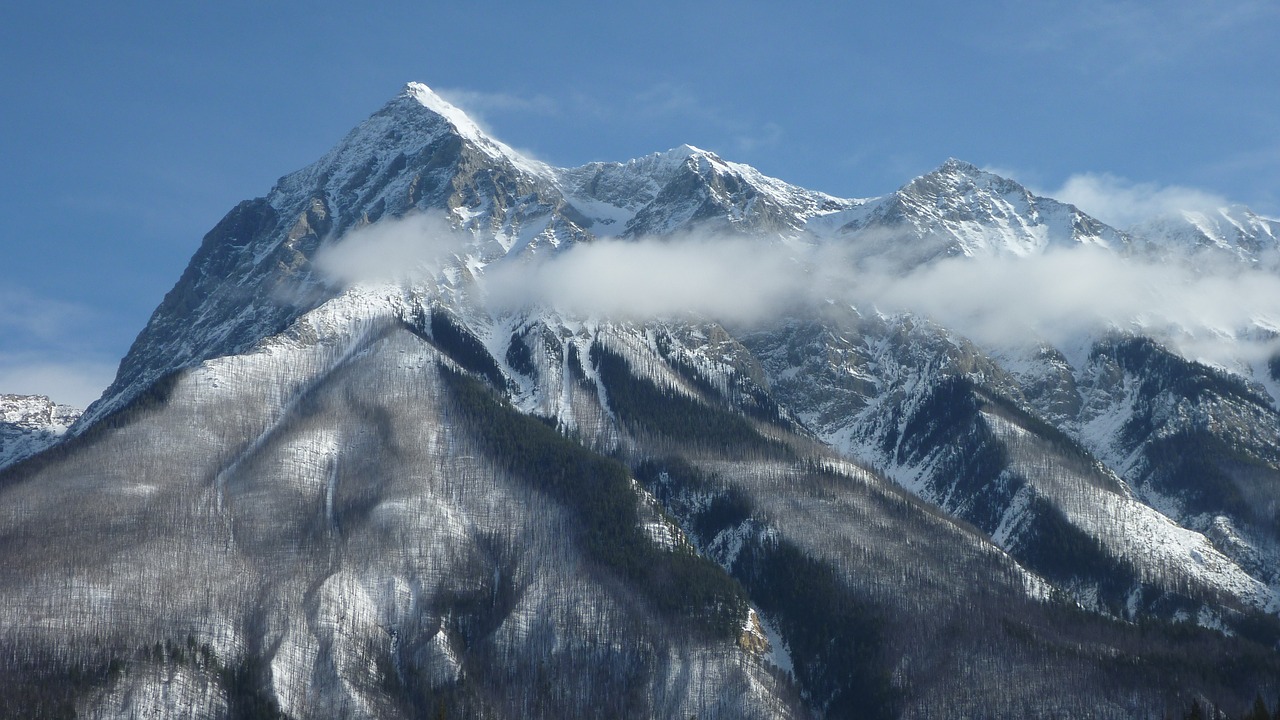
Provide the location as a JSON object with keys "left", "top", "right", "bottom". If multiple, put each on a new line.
{"left": 855, "top": 246, "right": 1280, "bottom": 365}
{"left": 734, "top": 122, "right": 784, "bottom": 155}
{"left": 1205, "top": 144, "right": 1280, "bottom": 218}
{"left": 435, "top": 87, "right": 559, "bottom": 120}
{"left": 485, "top": 235, "right": 803, "bottom": 324}
{"left": 312, "top": 213, "right": 469, "bottom": 287}
{"left": 416, "top": 87, "right": 556, "bottom": 162}
{"left": 0, "top": 354, "right": 116, "bottom": 409}
{"left": 632, "top": 83, "right": 703, "bottom": 117}
{"left": 627, "top": 83, "right": 785, "bottom": 155}
{"left": 1001, "top": 0, "right": 1277, "bottom": 74}
{"left": 0, "top": 288, "right": 120, "bottom": 407}
{"left": 0, "top": 289, "right": 97, "bottom": 345}
{"left": 431, "top": 83, "right": 785, "bottom": 162}
{"left": 1040, "top": 173, "right": 1231, "bottom": 229}
{"left": 313, "top": 211, "right": 1280, "bottom": 369}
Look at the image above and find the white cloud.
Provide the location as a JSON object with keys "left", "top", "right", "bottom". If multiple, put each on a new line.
{"left": 852, "top": 246, "right": 1280, "bottom": 364}
{"left": 312, "top": 211, "right": 1280, "bottom": 370}
{"left": 484, "top": 235, "right": 804, "bottom": 324}
{"left": 313, "top": 213, "right": 808, "bottom": 324}
{"left": 1044, "top": 173, "right": 1231, "bottom": 229}
{"left": 312, "top": 213, "right": 470, "bottom": 287}
{"left": 497, "top": 234, "right": 1280, "bottom": 366}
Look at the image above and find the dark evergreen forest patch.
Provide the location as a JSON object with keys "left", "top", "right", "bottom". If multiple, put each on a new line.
{"left": 590, "top": 342, "right": 793, "bottom": 459}
{"left": 439, "top": 366, "right": 749, "bottom": 639}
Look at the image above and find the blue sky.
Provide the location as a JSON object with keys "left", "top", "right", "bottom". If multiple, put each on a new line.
{"left": 2, "top": 0, "right": 1278, "bottom": 407}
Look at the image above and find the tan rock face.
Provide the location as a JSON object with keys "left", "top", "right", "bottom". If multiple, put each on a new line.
{"left": 737, "top": 608, "right": 770, "bottom": 657}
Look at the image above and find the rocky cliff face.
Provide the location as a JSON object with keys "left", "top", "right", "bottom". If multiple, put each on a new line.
{"left": 5, "top": 83, "right": 1280, "bottom": 718}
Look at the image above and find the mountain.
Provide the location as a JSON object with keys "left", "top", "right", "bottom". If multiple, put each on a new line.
{"left": 3, "top": 82, "right": 1280, "bottom": 719}
{"left": 807, "top": 157, "right": 1129, "bottom": 269}
{"left": 1130, "top": 205, "right": 1280, "bottom": 266}
{"left": 558, "top": 143, "right": 854, "bottom": 238}
{"left": 0, "top": 394, "right": 80, "bottom": 469}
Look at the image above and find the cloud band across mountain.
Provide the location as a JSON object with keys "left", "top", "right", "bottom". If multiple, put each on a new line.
{"left": 313, "top": 212, "right": 1280, "bottom": 369}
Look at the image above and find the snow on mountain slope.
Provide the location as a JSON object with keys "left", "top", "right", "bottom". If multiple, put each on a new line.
{"left": 80, "top": 84, "right": 583, "bottom": 430}
{"left": 739, "top": 310, "right": 1280, "bottom": 624}
{"left": 0, "top": 394, "right": 81, "bottom": 469}
{"left": 981, "top": 408, "right": 1274, "bottom": 612}
{"left": 558, "top": 144, "right": 856, "bottom": 238}
{"left": 0, "top": 306, "right": 800, "bottom": 719}
{"left": 1130, "top": 205, "right": 1280, "bottom": 266}
{"left": 811, "top": 159, "right": 1128, "bottom": 269}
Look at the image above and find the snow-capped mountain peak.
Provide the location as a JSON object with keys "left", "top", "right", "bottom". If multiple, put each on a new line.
{"left": 271, "top": 81, "right": 554, "bottom": 225}
{"left": 556, "top": 142, "right": 855, "bottom": 238}
{"left": 401, "top": 82, "right": 489, "bottom": 145}
{"left": 660, "top": 143, "right": 711, "bottom": 162}
{"left": 899, "top": 158, "right": 1057, "bottom": 218}
{"left": 823, "top": 158, "right": 1127, "bottom": 266}
{"left": 400, "top": 81, "right": 550, "bottom": 176}
{"left": 931, "top": 157, "right": 1002, "bottom": 182}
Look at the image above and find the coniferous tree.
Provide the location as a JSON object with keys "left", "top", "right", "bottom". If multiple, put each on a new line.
{"left": 1247, "top": 694, "right": 1270, "bottom": 720}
